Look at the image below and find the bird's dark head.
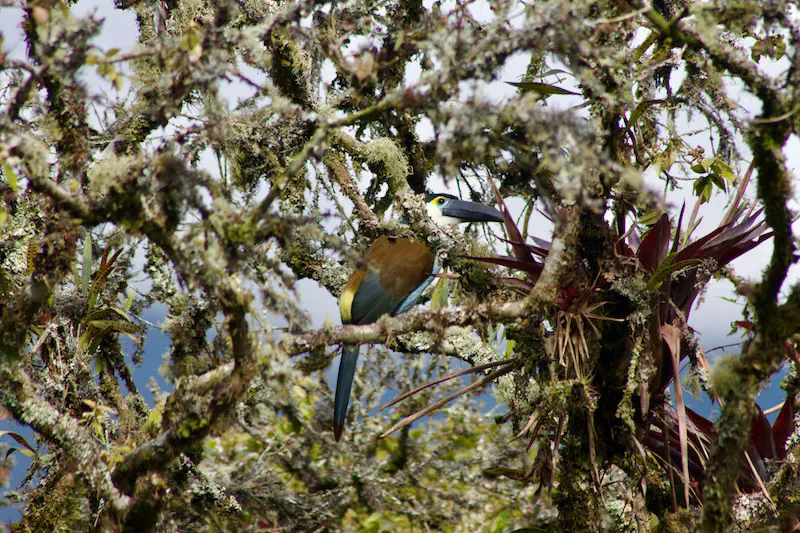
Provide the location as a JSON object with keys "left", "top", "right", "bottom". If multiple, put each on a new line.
{"left": 425, "top": 193, "right": 504, "bottom": 226}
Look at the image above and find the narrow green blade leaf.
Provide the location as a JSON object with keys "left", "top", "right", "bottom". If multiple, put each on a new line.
{"left": 506, "top": 81, "right": 580, "bottom": 96}
{"left": 430, "top": 277, "right": 450, "bottom": 311}
{"left": 122, "top": 289, "right": 134, "bottom": 312}
{"left": 0, "top": 430, "right": 36, "bottom": 457}
{"left": 2, "top": 165, "right": 18, "bottom": 192}
{"left": 81, "top": 234, "right": 92, "bottom": 296}
{"left": 628, "top": 99, "right": 667, "bottom": 129}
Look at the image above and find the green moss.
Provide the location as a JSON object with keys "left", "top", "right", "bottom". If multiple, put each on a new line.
{"left": 616, "top": 335, "right": 643, "bottom": 432}
{"left": 708, "top": 353, "right": 743, "bottom": 401}
{"left": 169, "top": 0, "right": 215, "bottom": 33}
{"left": 362, "top": 138, "right": 412, "bottom": 190}
{"left": 176, "top": 414, "right": 210, "bottom": 440}
{"left": 86, "top": 155, "right": 140, "bottom": 199}
{"left": 265, "top": 29, "right": 312, "bottom": 107}
{"left": 654, "top": 509, "right": 697, "bottom": 533}
{"left": 144, "top": 406, "right": 164, "bottom": 436}
{"left": 12, "top": 471, "right": 91, "bottom": 533}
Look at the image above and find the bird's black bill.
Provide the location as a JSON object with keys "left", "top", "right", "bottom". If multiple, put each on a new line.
{"left": 442, "top": 200, "right": 504, "bottom": 223}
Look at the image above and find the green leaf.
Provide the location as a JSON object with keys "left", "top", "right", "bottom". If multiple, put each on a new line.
{"left": 709, "top": 173, "right": 726, "bottom": 192}
{"left": 122, "top": 289, "right": 134, "bottom": 312}
{"left": 5, "top": 447, "right": 34, "bottom": 460}
{"left": 633, "top": 31, "right": 658, "bottom": 62}
{"left": 10, "top": 447, "right": 36, "bottom": 459}
{"left": 430, "top": 277, "right": 450, "bottom": 311}
{"left": 504, "top": 339, "right": 516, "bottom": 358}
{"left": 86, "top": 335, "right": 104, "bottom": 356}
{"left": 654, "top": 144, "right": 676, "bottom": 172}
{"left": 506, "top": 81, "right": 580, "bottom": 96}
{"left": 144, "top": 408, "right": 163, "bottom": 434}
{"left": 711, "top": 160, "right": 737, "bottom": 182}
{"left": 647, "top": 256, "right": 702, "bottom": 291}
{"left": 751, "top": 39, "right": 767, "bottom": 62}
{"left": 2, "top": 164, "right": 18, "bottom": 192}
{"left": 0, "top": 206, "right": 6, "bottom": 230}
{"left": 81, "top": 234, "right": 92, "bottom": 296}
{"left": 638, "top": 208, "right": 664, "bottom": 226}
{"left": 179, "top": 26, "right": 200, "bottom": 53}
{"left": 87, "top": 247, "right": 121, "bottom": 312}
{"left": 770, "top": 35, "right": 787, "bottom": 60}
{"left": 78, "top": 328, "right": 96, "bottom": 354}
{"left": 628, "top": 99, "right": 667, "bottom": 129}
{"left": 86, "top": 319, "right": 138, "bottom": 334}
{"left": 751, "top": 34, "right": 786, "bottom": 62}
{"left": 693, "top": 175, "right": 712, "bottom": 204}
{"left": 0, "top": 430, "right": 36, "bottom": 458}
{"left": 83, "top": 399, "right": 116, "bottom": 414}
{"left": 82, "top": 307, "right": 129, "bottom": 323}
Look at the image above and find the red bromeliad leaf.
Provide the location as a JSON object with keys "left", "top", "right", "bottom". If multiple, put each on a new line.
{"left": 751, "top": 406, "right": 777, "bottom": 460}
{"left": 712, "top": 232, "right": 773, "bottom": 268}
{"left": 501, "top": 277, "right": 536, "bottom": 292}
{"left": 496, "top": 236, "right": 550, "bottom": 259}
{"left": 637, "top": 214, "right": 671, "bottom": 272}
{"left": 642, "top": 431, "right": 707, "bottom": 484}
{"left": 615, "top": 237, "right": 635, "bottom": 258}
{"left": 660, "top": 410, "right": 711, "bottom": 468}
{"left": 662, "top": 322, "right": 690, "bottom": 508}
{"left": 668, "top": 224, "right": 771, "bottom": 319}
{"left": 529, "top": 235, "right": 552, "bottom": 250}
{"left": 685, "top": 406, "right": 714, "bottom": 438}
{"left": 772, "top": 395, "right": 794, "bottom": 459}
{"left": 558, "top": 283, "right": 580, "bottom": 306}
{"left": 674, "top": 209, "right": 767, "bottom": 265}
{"left": 675, "top": 225, "right": 729, "bottom": 261}
{"left": 671, "top": 203, "right": 685, "bottom": 255}
{"left": 464, "top": 255, "right": 544, "bottom": 278}
{"left": 489, "top": 176, "right": 536, "bottom": 265}
{"left": 745, "top": 445, "right": 770, "bottom": 486}
{"left": 692, "top": 230, "right": 770, "bottom": 267}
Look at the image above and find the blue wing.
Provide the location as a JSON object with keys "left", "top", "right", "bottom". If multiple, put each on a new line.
{"left": 350, "top": 271, "right": 410, "bottom": 324}
{"left": 351, "top": 264, "right": 441, "bottom": 323}
{"left": 393, "top": 272, "right": 436, "bottom": 314}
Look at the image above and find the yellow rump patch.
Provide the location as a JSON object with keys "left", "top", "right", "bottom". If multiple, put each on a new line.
{"left": 339, "top": 270, "right": 366, "bottom": 323}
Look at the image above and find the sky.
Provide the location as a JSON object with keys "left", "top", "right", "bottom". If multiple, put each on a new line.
{"left": 1, "top": 0, "right": 800, "bottom": 522}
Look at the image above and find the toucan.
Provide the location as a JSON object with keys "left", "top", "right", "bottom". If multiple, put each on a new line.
{"left": 333, "top": 193, "right": 504, "bottom": 441}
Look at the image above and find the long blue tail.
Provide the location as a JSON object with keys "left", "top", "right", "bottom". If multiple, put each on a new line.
{"left": 333, "top": 345, "right": 360, "bottom": 442}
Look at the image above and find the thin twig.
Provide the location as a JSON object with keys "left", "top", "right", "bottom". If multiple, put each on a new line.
{"left": 380, "top": 362, "right": 517, "bottom": 437}
{"left": 763, "top": 401, "right": 785, "bottom": 415}
{"left": 381, "top": 358, "right": 514, "bottom": 411}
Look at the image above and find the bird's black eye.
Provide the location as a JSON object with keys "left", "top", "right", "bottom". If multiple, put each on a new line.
{"left": 437, "top": 197, "right": 446, "bottom": 205}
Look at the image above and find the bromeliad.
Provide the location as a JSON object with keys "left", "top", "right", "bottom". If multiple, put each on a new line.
{"left": 334, "top": 193, "right": 503, "bottom": 441}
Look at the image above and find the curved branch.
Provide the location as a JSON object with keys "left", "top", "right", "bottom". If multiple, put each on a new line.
{"left": 0, "top": 367, "right": 130, "bottom": 513}
{"left": 281, "top": 300, "right": 525, "bottom": 356}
